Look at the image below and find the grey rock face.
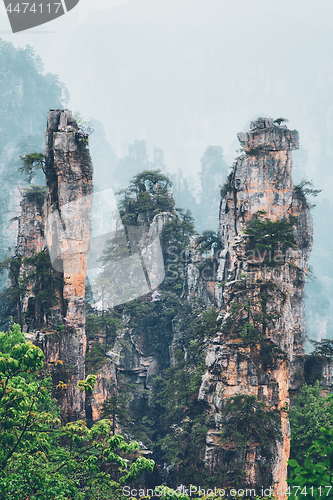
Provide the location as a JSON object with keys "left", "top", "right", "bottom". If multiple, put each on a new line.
{"left": 198, "top": 118, "right": 313, "bottom": 493}
{"left": 13, "top": 109, "right": 93, "bottom": 422}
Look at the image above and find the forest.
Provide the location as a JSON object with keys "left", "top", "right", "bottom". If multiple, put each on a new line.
{"left": 0, "top": 11, "right": 333, "bottom": 499}
{"left": 0, "top": 160, "right": 332, "bottom": 499}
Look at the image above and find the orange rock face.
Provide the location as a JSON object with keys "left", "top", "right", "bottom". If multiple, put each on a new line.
{"left": 43, "top": 109, "right": 93, "bottom": 421}
{"left": 14, "top": 109, "right": 93, "bottom": 422}
{"left": 198, "top": 118, "right": 313, "bottom": 496}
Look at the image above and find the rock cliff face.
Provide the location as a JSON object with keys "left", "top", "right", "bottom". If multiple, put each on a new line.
{"left": 198, "top": 118, "right": 313, "bottom": 493}
{"left": 14, "top": 109, "right": 93, "bottom": 421}
{"left": 11, "top": 112, "right": 315, "bottom": 489}
{"left": 89, "top": 212, "right": 173, "bottom": 420}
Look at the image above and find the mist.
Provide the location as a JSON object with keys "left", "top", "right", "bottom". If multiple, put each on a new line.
{"left": 0, "top": 0, "right": 333, "bottom": 338}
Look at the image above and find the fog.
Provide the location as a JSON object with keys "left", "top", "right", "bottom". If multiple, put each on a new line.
{"left": 0, "top": 0, "right": 333, "bottom": 338}
{"left": 0, "top": 1, "right": 332, "bottom": 176}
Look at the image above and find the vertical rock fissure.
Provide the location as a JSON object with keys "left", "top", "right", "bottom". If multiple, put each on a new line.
{"left": 198, "top": 117, "right": 313, "bottom": 494}
{"left": 13, "top": 109, "right": 93, "bottom": 422}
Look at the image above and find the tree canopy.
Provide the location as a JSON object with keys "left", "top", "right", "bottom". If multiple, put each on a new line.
{"left": 0, "top": 325, "right": 154, "bottom": 499}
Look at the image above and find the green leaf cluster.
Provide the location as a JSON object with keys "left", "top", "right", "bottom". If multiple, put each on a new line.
{"left": 154, "top": 309, "right": 219, "bottom": 484}
{"left": 244, "top": 211, "right": 296, "bottom": 263}
{"left": 216, "top": 394, "right": 282, "bottom": 486}
{"left": 221, "top": 283, "right": 285, "bottom": 370}
{"left": 219, "top": 395, "right": 282, "bottom": 452}
{"left": 0, "top": 326, "right": 154, "bottom": 499}
{"left": 117, "top": 170, "right": 174, "bottom": 226}
{"left": 195, "top": 230, "right": 219, "bottom": 256}
{"left": 288, "top": 428, "right": 333, "bottom": 500}
{"left": 0, "top": 249, "right": 65, "bottom": 328}
{"left": 294, "top": 179, "right": 322, "bottom": 208}
{"left": 289, "top": 382, "right": 333, "bottom": 465}
{"left": 19, "top": 152, "right": 45, "bottom": 184}
{"left": 22, "top": 184, "right": 47, "bottom": 204}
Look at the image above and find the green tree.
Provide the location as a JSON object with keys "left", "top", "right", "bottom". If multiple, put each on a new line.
{"left": 0, "top": 250, "right": 65, "bottom": 328}
{"left": 217, "top": 394, "right": 282, "bottom": 486}
{"left": 219, "top": 395, "right": 282, "bottom": 453}
{"left": 289, "top": 382, "right": 333, "bottom": 464}
{"left": 0, "top": 326, "right": 154, "bottom": 499}
{"left": 85, "top": 170, "right": 209, "bottom": 487}
{"left": 288, "top": 428, "right": 333, "bottom": 500}
{"left": 294, "top": 179, "right": 322, "bottom": 208}
{"left": 117, "top": 169, "right": 174, "bottom": 226}
{"left": 244, "top": 211, "right": 296, "bottom": 263}
{"left": 155, "top": 310, "right": 219, "bottom": 484}
{"left": 101, "top": 391, "right": 132, "bottom": 436}
{"left": 19, "top": 152, "right": 45, "bottom": 183}
{"left": 195, "top": 230, "right": 219, "bottom": 256}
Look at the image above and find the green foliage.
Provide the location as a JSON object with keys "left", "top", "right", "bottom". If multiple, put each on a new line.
{"left": 99, "top": 169, "right": 196, "bottom": 309}
{"left": 294, "top": 179, "right": 322, "bottom": 197}
{"left": 244, "top": 211, "right": 296, "bottom": 263}
{"left": 101, "top": 391, "right": 132, "bottom": 435}
{"left": 245, "top": 145, "right": 271, "bottom": 157}
{"left": 154, "top": 309, "right": 219, "bottom": 484}
{"left": 0, "top": 256, "right": 25, "bottom": 326}
{"left": 86, "top": 299, "right": 122, "bottom": 343}
{"left": 77, "top": 374, "right": 97, "bottom": 393}
{"left": 308, "top": 339, "right": 333, "bottom": 358}
{"left": 0, "top": 323, "right": 25, "bottom": 352}
{"left": 22, "top": 249, "right": 65, "bottom": 326}
{"left": 22, "top": 184, "right": 47, "bottom": 204}
{"left": 118, "top": 169, "right": 174, "bottom": 226}
{"left": 152, "top": 486, "right": 191, "bottom": 500}
{"left": 220, "top": 395, "right": 282, "bottom": 450}
{"left": 19, "top": 152, "right": 45, "bottom": 183}
{"left": 85, "top": 341, "right": 108, "bottom": 374}
{"left": 289, "top": 382, "right": 333, "bottom": 464}
{"left": 218, "top": 394, "right": 282, "bottom": 483}
{"left": 220, "top": 179, "right": 229, "bottom": 198}
{"left": 160, "top": 208, "right": 196, "bottom": 294}
{"left": 0, "top": 249, "right": 64, "bottom": 328}
{"left": 0, "top": 327, "right": 154, "bottom": 499}
{"left": 221, "top": 283, "right": 285, "bottom": 370}
{"left": 302, "top": 339, "right": 333, "bottom": 385}
{"left": 0, "top": 328, "right": 52, "bottom": 473}
{"left": 288, "top": 428, "right": 333, "bottom": 499}
{"left": 294, "top": 180, "right": 322, "bottom": 208}
{"left": 195, "top": 230, "right": 219, "bottom": 255}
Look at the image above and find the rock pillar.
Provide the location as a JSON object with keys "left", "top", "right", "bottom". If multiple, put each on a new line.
{"left": 14, "top": 109, "right": 93, "bottom": 421}
{"left": 198, "top": 118, "right": 313, "bottom": 494}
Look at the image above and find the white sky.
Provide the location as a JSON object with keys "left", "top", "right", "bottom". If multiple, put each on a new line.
{"left": 0, "top": 0, "right": 333, "bottom": 187}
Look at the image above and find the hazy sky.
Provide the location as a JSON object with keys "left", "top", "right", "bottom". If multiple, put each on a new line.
{"left": 1, "top": 0, "right": 333, "bottom": 190}
{"left": 1, "top": 0, "right": 333, "bottom": 339}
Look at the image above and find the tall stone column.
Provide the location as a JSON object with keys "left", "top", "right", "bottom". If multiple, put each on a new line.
{"left": 198, "top": 118, "right": 313, "bottom": 495}
{"left": 41, "top": 109, "right": 93, "bottom": 420}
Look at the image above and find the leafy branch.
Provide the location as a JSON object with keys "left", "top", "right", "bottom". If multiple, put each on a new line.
{"left": 18, "top": 152, "right": 45, "bottom": 184}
